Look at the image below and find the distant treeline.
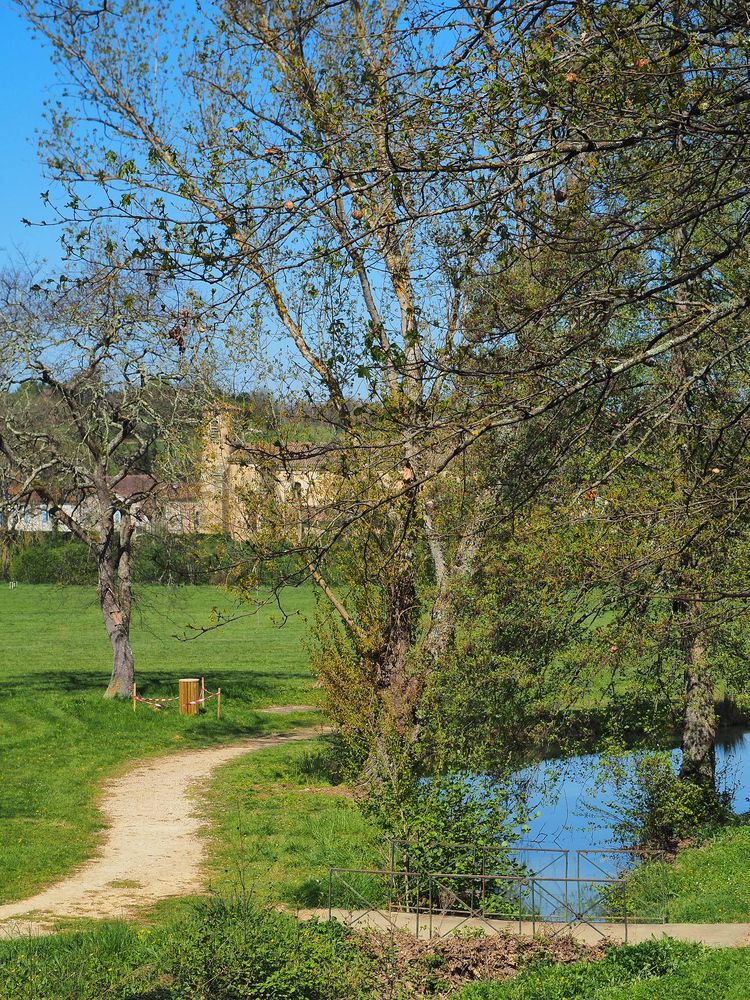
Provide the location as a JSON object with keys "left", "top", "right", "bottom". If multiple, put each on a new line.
{"left": 7, "top": 532, "right": 290, "bottom": 587}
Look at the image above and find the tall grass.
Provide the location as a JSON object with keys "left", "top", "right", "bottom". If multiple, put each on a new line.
{"left": 0, "top": 901, "right": 376, "bottom": 999}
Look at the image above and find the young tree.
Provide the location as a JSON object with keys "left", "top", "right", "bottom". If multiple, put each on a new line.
{"left": 0, "top": 264, "right": 210, "bottom": 696}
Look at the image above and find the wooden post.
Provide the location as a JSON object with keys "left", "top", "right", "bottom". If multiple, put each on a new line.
{"left": 217, "top": 687, "right": 221, "bottom": 719}
{"left": 179, "top": 677, "right": 200, "bottom": 716}
{"left": 132, "top": 681, "right": 136, "bottom": 713}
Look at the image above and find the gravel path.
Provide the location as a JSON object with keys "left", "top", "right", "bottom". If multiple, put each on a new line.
{"left": 0, "top": 718, "right": 322, "bottom": 937}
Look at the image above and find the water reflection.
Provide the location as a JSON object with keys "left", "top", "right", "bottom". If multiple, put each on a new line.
{"left": 520, "top": 727, "right": 750, "bottom": 853}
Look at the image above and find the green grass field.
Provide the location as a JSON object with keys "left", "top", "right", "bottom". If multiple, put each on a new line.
{"left": 202, "top": 739, "right": 382, "bottom": 907}
{"left": 0, "top": 583, "right": 316, "bottom": 695}
{"left": 0, "top": 583, "right": 323, "bottom": 905}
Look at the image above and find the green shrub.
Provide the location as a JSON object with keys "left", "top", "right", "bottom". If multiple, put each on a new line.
{"left": 393, "top": 772, "right": 523, "bottom": 867}
{"left": 169, "top": 899, "right": 374, "bottom": 999}
{"left": 10, "top": 534, "right": 97, "bottom": 585}
{"left": 594, "top": 751, "right": 731, "bottom": 852}
{"left": 133, "top": 531, "right": 218, "bottom": 585}
{"left": 134, "top": 531, "right": 297, "bottom": 587}
{"left": 368, "top": 772, "right": 529, "bottom": 915}
{"left": 8, "top": 531, "right": 241, "bottom": 586}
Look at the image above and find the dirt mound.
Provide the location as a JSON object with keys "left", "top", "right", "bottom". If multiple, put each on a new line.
{"left": 362, "top": 928, "right": 604, "bottom": 996}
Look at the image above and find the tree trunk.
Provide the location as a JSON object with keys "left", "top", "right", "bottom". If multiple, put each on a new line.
{"left": 678, "top": 615, "right": 716, "bottom": 789}
{"left": 372, "top": 560, "right": 419, "bottom": 723}
{"left": 0, "top": 530, "right": 11, "bottom": 582}
{"left": 104, "top": 620, "right": 135, "bottom": 699}
{"left": 99, "top": 537, "right": 135, "bottom": 699}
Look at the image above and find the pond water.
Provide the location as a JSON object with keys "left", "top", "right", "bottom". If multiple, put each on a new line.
{"left": 519, "top": 727, "right": 750, "bottom": 855}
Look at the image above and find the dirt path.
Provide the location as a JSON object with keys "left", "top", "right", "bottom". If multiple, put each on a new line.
{"left": 0, "top": 716, "right": 323, "bottom": 937}
{"left": 298, "top": 908, "right": 750, "bottom": 948}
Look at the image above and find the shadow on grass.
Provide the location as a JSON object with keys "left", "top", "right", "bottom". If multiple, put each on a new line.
{"left": 0, "top": 668, "right": 314, "bottom": 699}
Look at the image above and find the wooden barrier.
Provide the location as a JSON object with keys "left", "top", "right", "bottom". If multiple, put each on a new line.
{"left": 179, "top": 677, "right": 200, "bottom": 716}
{"left": 132, "top": 679, "right": 221, "bottom": 716}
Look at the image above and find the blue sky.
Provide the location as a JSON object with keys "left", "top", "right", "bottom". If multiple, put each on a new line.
{"left": 0, "top": 3, "right": 60, "bottom": 265}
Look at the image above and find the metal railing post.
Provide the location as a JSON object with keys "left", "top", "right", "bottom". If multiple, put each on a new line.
{"left": 518, "top": 877, "right": 523, "bottom": 933}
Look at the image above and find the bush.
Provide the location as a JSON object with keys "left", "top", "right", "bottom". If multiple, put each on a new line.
{"left": 10, "top": 534, "right": 97, "bottom": 585}
{"left": 595, "top": 750, "right": 731, "bottom": 852}
{"left": 169, "top": 899, "right": 374, "bottom": 999}
{"left": 8, "top": 531, "right": 244, "bottom": 586}
{"left": 133, "top": 531, "right": 220, "bottom": 585}
{"left": 372, "top": 772, "right": 530, "bottom": 915}
{"left": 8, "top": 528, "right": 318, "bottom": 587}
{"left": 393, "top": 772, "right": 524, "bottom": 868}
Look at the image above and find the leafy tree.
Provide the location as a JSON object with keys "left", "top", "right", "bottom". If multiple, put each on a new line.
{"left": 14, "top": 0, "right": 750, "bottom": 794}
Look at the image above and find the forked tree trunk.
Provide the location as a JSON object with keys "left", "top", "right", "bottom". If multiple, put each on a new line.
{"left": 362, "top": 557, "right": 421, "bottom": 789}
{"left": 678, "top": 619, "right": 716, "bottom": 790}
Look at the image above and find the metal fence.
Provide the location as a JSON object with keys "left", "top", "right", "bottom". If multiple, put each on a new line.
{"left": 327, "top": 867, "right": 631, "bottom": 940}
{"left": 390, "top": 840, "right": 570, "bottom": 880}
{"left": 326, "top": 842, "right": 668, "bottom": 939}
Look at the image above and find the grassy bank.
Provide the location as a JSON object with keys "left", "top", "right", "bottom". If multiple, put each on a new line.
{"left": 457, "top": 940, "right": 750, "bottom": 999}
{"left": 0, "top": 584, "right": 320, "bottom": 905}
{"left": 623, "top": 818, "right": 750, "bottom": 922}
{"left": 202, "top": 738, "right": 382, "bottom": 907}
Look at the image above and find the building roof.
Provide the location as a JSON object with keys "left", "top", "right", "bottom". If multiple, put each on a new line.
{"left": 112, "top": 474, "right": 161, "bottom": 500}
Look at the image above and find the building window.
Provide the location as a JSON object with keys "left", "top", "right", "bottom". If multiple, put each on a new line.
{"left": 23, "top": 511, "right": 30, "bottom": 524}
{"left": 42, "top": 508, "right": 49, "bottom": 525}
{"left": 114, "top": 510, "right": 122, "bottom": 525}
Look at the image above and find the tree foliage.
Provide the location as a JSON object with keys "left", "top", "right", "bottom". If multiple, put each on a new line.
{"left": 12, "top": 0, "right": 750, "bottom": 801}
